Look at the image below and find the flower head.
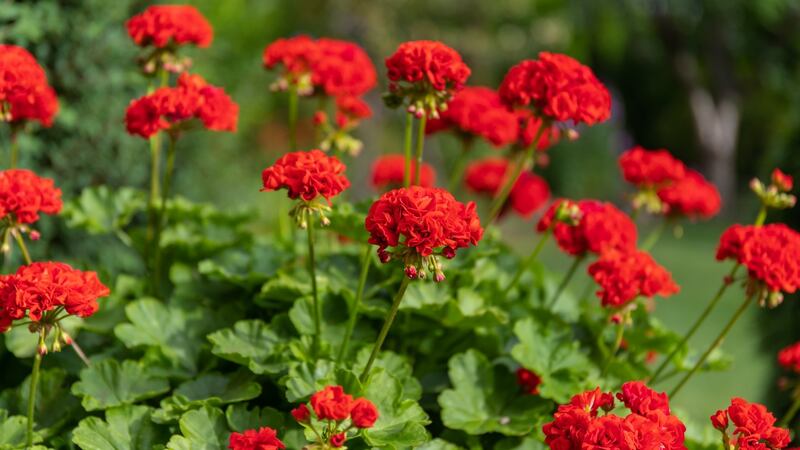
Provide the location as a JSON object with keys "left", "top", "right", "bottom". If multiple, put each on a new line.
{"left": 778, "top": 341, "right": 800, "bottom": 374}
{"left": 425, "top": 86, "right": 518, "bottom": 147}
{"left": 619, "top": 146, "right": 686, "bottom": 188}
{"left": 0, "top": 45, "right": 59, "bottom": 127}
{"left": 588, "top": 249, "right": 679, "bottom": 308}
{"left": 290, "top": 403, "right": 310, "bottom": 423}
{"left": 334, "top": 95, "right": 371, "bottom": 129}
{"left": 350, "top": 398, "right": 379, "bottom": 428}
{"left": 371, "top": 154, "right": 435, "bottom": 190}
{"left": 772, "top": 169, "right": 793, "bottom": 192}
{"left": 126, "top": 5, "right": 212, "bottom": 49}
{"left": 499, "top": 52, "right": 611, "bottom": 125}
{"left": 0, "top": 169, "right": 62, "bottom": 225}
{"left": 712, "top": 398, "right": 790, "bottom": 450}
{"left": 310, "top": 385, "right": 353, "bottom": 421}
{"left": 261, "top": 149, "right": 350, "bottom": 203}
{"left": 657, "top": 169, "right": 721, "bottom": 219}
{"left": 228, "top": 427, "right": 285, "bottom": 450}
{"left": 516, "top": 368, "right": 542, "bottom": 395}
{"left": 464, "top": 158, "right": 549, "bottom": 218}
{"left": 537, "top": 199, "right": 637, "bottom": 256}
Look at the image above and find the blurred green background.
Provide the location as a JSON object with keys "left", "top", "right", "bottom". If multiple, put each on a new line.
{"left": 2, "top": 0, "right": 799, "bottom": 425}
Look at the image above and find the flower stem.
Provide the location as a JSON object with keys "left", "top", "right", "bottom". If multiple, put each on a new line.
{"left": 153, "top": 134, "right": 177, "bottom": 296}
{"left": 337, "top": 244, "right": 372, "bottom": 365}
{"left": 26, "top": 343, "right": 42, "bottom": 447}
{"left": 641, "top": 219, "right": 669, "bottom": 251}
{"left": 669, "top": 292, "right": 754, "bottom": 398}
{"left": 9, "top": 130, "right": 18, "bottom": 169}
{"left": 414, "top": 115, "right": 427, "bottom": 185}
{"left": 601, "top": 319, "right": 625, "bottom": 377}
{"left": 288, "top": 86, "right": 298, "bottom": 150}
{"left": 306, "top": 217, "right": 321, "bottom": 356}
{"left": 360, "top": 277, "right": 411, "bottom": 381}
{"left": 13, "top": 230, "right": 32, "bottom": 265}
{"left": 779, "top": 393, "right": 800, "bottom": 427}
{"left": 755, "top": 204, "right": 768, "bottom": 227}
{"left": 447, "top": 137, "right": 473, "bottom": 193}
{"left": 503, "top": 230, "right": 551, "bottom": 296}
{"left": 403, "top": 112, "right": 413, "bottom": 187}
{"left": 547, "top": 255, "right": 585, "bottom": 309}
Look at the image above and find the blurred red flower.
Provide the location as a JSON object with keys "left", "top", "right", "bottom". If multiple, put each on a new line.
{"left": 0, "top": 169, "right": 62, "bottom": 225}
{"left": 126, "top": 5, "right": 213, "bottom": 48}
{"left": 371, "top": 154, "right": 435, "bottom": 189}
{"left": 0, "top": 45, "right": 59, "bottom": 127}
{"left": 261, "top": 149, "right": 350, "bottom": 202}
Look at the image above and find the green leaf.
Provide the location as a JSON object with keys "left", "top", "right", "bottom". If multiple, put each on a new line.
{"left": 207, "top": 320, "right": 289, "bottom": 375}
{"left": 72, "top": 359, "right": 170, "bottom": 411}
{"left": 283, "top": 360, "right": 361, "bottom": 403}
{"left": 438, "top": 350, "right": 552, "bottom": 436}
{"left": 325, "top": 201, "right": 369, "bottom": 242}
{"left": 63, "top": 185, "right": 145, "bottom": 238}
{"left": 511, "top": 317, "right": 595, "bottom": 403}
{"left": 225, "top": 404, "right": 285, "bottom": 432}
{"left": 72, "top": 405, "right": 168, "bottom": 450}
{"left": 166, "top": 406, "right": 228, "bottom": 450}
{"left": 362, "top": 369, "right": 430, "bottom": 448}
{"left": 354, "top": 349, "right": 422, "bottom": 401}
{"left": 0, "top": 409, "right": 38, "bottom": 448}
{"left": 153, "top": 372, "right": 261, "bottom": 423}
{"left": 83, "top": 275, "right": 144, "bottom": 334}
{"left": 18, "top": 368, "right": 80, "bottom": 436}
{"left": 418, "top": 438, "right": 465, "bottom": 450}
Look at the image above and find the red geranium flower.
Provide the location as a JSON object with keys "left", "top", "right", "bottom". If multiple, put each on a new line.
{"left": 516, "top": 110, "right": 561, "bottom": 151}
{"left": 0, "top": 262, "right": 110, "bottom": 332}
{"left": 772, "top": 168, "right": 794, "bottom": 192}
{"left": 425, "top": 86, "right": 518, "bottom": 147}
{"left": 310, "top": 385, "right": 353, "bottom": 421}
{"left": 712, "top": 398, "right": 790, "bottom": 450}
{"left": 330, "top": 433, "right": 346, "bottom": 448}
{"left": 228, "top": 427, "right": 285, "bottom": 450}
{"left": 0, "top": 45, "right": 59, "bottom": 127}
{"left": 0, "top": 169, "right": 62, "bottom": 225}
{"left": 619, "top": 146, "right": 686, "bottom": 188}
{"left": 537, "top": 199, "right": 637, "bottom": 256}
{"left": 656, "top": 169, "right": 721, "bottom": 219}
{"left": 778, "top": 342, "right": 800, "bottom": 374}
{"left": 125, "top": 72, "right": 238, "bottom": 138}
{"left": 350, "top": 398, "right": 379, "bottom": 428}
{"left": 464, "top": 158, "right": 549, "bottom": 218}
{"left": 385, "top": 40, "right": 470, "bottom": 92}
{"left": 516, "top": 368, "right": 542, "bottom": 395}
{"left": 261, "top": 149, "right": 349, "bottom": 202}
{"left": 263, "top": 35, "right": 318, "bottom": 78}
{"left": 498, "top": 52, "right": 611, "bottom": 125}
{"left": 334, "top": 95, "right": 371, "bottom": 129}
{"left": 371, "top": 154, "right": 435, "bottom": 189}
{"left": 126, "top": 5, "right": 213, "bottom": 49}
{"left": 588, "top": 249, "right": 679, "bottom": 308}
{"left": 290, "top": 403, "right": 310, "bottom": 423}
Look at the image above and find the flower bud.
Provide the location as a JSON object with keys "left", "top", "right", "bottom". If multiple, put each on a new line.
{"left": 566, "top": 128, "right": 580, "bottom": 141}
{"left": 29, "top": 230, "right": 40, "bottom": 241}
{"left": 441, "top": 247, "right": 455, "bottom": 259}
{"left": 434, "top": 271, "right": 446, "bottom": 283}
{"left": 610, "top": 313, "right": 623, "bottom": 324}
{"left": 330, "top": 433, "right": 346, "bottom": 448}
{"left": 37, "top": 341, "right": 48, "bottom": 356}
{"left": 320, "top": 215, "right": 331, "bottom": 227}
{"left": 404, "top": 265, "right": 418, "bottom": 279}
{"left": 771, "top": 168, "right": 793, "bottom": 192}
{"left": 291, "top": 403, "right": 310, "bottom": 423}
{"left": 378, "top": 249, "right": 391, "bottom": 264}
{"left": 313, "top": 111, "right": 328, "bottom": 126}
{"left": 710, "top": 410, "right": 728, "bottom": 431}
{"left": 61, "top": 331, "right": 73, "bottom": 346}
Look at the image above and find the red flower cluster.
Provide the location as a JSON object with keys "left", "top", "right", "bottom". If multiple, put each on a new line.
{"left": 0, "top": 262, "right": 110, "bottom": 332}
{"left": 385, "top": 41, "right": 470, "bottom": 92}
{"left": 0, "top": 45, "right": 59, "bottom": 127}
{"left": 710, "top": 398, "right": 790, "bottom": 450}
{"left": 371, "top": 154, "right": 436, "bottom": 189}
{"left": 588, "top": 249, "right": 679, "bottom": 308}
{"left": 716, "top": 224, "right": 800, "bottom": 296}
{"left": 516, "top": 368, "right": 542, "bottom": 395}
{"left": 289, "top": 386, "right": 378, "bottom": 448}
{"left": 125, "top": 72, "right": 238, "bottom": 138}
{"left": 516, "top": 110, "right": 561, "bottom": 151}
{"left": 537, "top": 199, "right": 637, "bottom": 256}
{"left": 619, "top": 146, "right": 686, "bottom": 188}
{"left": 544, "top": 382, "right": 686, "bottom": 450}
{"left": 657, "top": 169, "right": 722, "bottom": 218}
{"left": 464, "top": 158, "right": 550, "bottom": 218}
{"left": 772, "top": 168, "right": 794, "bottom": 192}
{"left": 0, "top": 169, "right": 62, "bottom": 225}
{"left": 261, "top": 149, "right": 350, "bottom": 202}
{"left": 126, "top": 5, "right": 212, "bottom": 49}
{"left": 778, "top": 342, "right": 800, "bottom": 373}
{"left": 228, "top": 427, "right": 285, "bottom": 450}
{"left": 310, "top": 385, "right": 354, "bottom": 421}
{"left": 498, "top": 52, "right": 611, "bottom": 125}
{"left": 334, "top": 95, "right": 372, "bottom": 129}
{"left": 263, "top": 36, "right": 376, "bottom": 97}
{"left": 426, "top": 86, "right": 518, "bottom": 147}
{"left": 365, "top": 186, "right": 483, "bottom": 261}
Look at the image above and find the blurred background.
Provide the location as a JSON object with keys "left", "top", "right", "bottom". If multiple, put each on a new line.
{"left": 1, "top": 0, "right": 799, "bottom": 426}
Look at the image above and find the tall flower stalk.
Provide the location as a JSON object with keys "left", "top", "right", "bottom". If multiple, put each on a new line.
{"left": 403, "top": 112, "right": 414, "bottom": 187}
{"left": 338, "top": 244, "right": 372, "bottom": 364}
{"left": 360, "top": 277, "right": 410, "bottom": 380}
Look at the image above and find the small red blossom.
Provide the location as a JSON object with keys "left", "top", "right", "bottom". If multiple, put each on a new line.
{"left": 588, "top": 249, "right": 679, "bottom": 308}
{"left": 334, "top": 95, "right": 371, "bottom": 128}
{"left": 616, "top": 380, "right": 671, "bottom": 416}
{"left": 537, "top": 199, "right": 637, "bottom": 256}
{"left": 329, "top": 433, "right": 346, "bottom": 448}
{"left": 619, "top": 146, "right": 686, "bottom": 188}
{"left": 0, "top": 45, "right": 59, "bottom": 127}
{"left": 385, "top": 40, "right": 470, "bottom": 93}
{"left": 125, "top": 72, "right": 238, "bottom": 138}
{"left": 772, "top": 168, "right": 794, "bottom": 192}
{"left": 657, "top": 169, "right": 721, "bottom": 219}
{"left": 712, "top": 398, "right": 791, "bottom": 450}
{"left": 310, "top": 385, "right": 353, "bottom": 421}
{"left": 126, "top": 5, "right": 212, "bottom": 49}
{"left": 425, "top": 86, "right": 518, "bottom": 147}
{"left": 499, "top": 52, "right": 611, "bottom": 125}
{"left": 0, "top": 169, "right": 62, "bottom": 225}
{"left": 464, "top": 158, "right": 550, "bottom": 218}
{"left": 516, "top": 110, "right": 561, "bottom": 150}
{"left": 290, "top": 403, "right": 310, "bottom": 423}
{"left": 516, "top": 368, "right": 542, "bottom": 395}
{"left": 350, "top": 398, "right": 379, "bottom": 428}
{"left": 228, "top": 427, "right": 285, "bottom": 450}
{"left": 261, "top": 149, "right": 350, "bottom": 202}
{"left": 0, "top": 262, "right": 110, "bottom": 332}
{"left": 371, "top": 154, "right": 436, "bottom": 189}
{"left": 778, "top": 342, "right": 800, "bottom": 373}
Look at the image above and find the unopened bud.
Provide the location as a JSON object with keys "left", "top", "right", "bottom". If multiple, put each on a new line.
{"left": 29, "top": 230, "right": 40, "bottom": 241}
{"left": 37, "top": 341, "right": 48, "bottom": 356}
{"left": 61, "top": 331, "right": 73, "bottom": 345}
{"left": 610, "top": 313, "right": 623, "bottom": 324}
{"left": 313, "top": 111, "right": 328, "bottom": 126}
{"left": 378, "top": 249, "right": 391, "bottom": 264}
{"left": 441, "top": 247, "right": 455, "bottom": 259}
{"left": 771, "top": 168, "right": 794, "bottom": 192}
{"left": 320, "top": 215, "right": 331, "bottom": 227}
{"left": 566, "top": 129, "right": 580, "bottom": 141}
{"left": 414, "top": 109, "right": 424, "bottom": 119}
{"left": 404, "top": 265, "right": 418, "bottom": 279}
{"left": 434, "top": 271, "right": 446, "bottom": 283}
{"left": 764, "top": 290, "right": 784, "bottom": 309}
{"left": 407, "top": 105, "right": 416, "bottom": 114}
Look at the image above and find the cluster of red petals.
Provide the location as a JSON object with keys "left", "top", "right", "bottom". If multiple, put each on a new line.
{"left": 0, "top": 169, "right": 62, "bottom": 225}
{"left": 0, "top": 45, "right": 59, "bottom": 127}
{"left": 300, "top": 386, "right": 378, "bottom": 429}
{"left": 516, "top": 110, "right": 561, "bottom": 151}
{"left": 543, "top": 382, "right": 686, "bottom": 450}
{"left": 0, "top": 262, "right": 110, "bottom": 332}
{"left": 365, "top": 186, "right": 483, "bottom": 258}
{"left": 334, "top": 95, "right": 371, "bottom": 128}
{"left": 716, "top": 224, "right": 800, "bottom": 294}
{"left": 710, "top": 398, "right": 790, "bottom": 450}
{"left": 516, "top": 368, "right": 542, "bottom": 395}
{"left": 261, "top": 149, "right": 349, "bottom": 202}
{"left": 385, "top": 40, "right": 470, "bottom": 92}
{"left": 619, "top": 146, "right": 686, "bottom": 188}
{"left": 772, "top": 168, "right": 794, "bottom": 192}
{"left": 426, "top": 86, "right": 517, "bottom": 147}
{"left": 125, "top": 72, "right": 238, "bottom": 138}
{"left": 371, "top": 154, "right": 435, "bottom": 189}
{"left": 263, "top": 36, "right": 376, "bottom": 97}
{"left": 126, "top": 5, "right": 213, "bottom": 49}
{"left": 464, "top": 158, "right": 550, "bottom": 218}
{"left": 657, "top": 169, "right": 721, "bottom": 218}
{"left": 588, "top": 249, "right": 679, "bottom": 308}
{"left": 537, "top": 199, "right": 637, "bottom": 256}
{"left": 498, "top": 52, "right": 611, "bottom": 125}
{"left": 228, "top": 427, "right": 285, "bottom": 450}
{"left": 778, "top": 342, "right": 800, "bottom": 373}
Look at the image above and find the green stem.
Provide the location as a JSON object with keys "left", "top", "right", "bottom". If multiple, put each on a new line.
{"left": 360, "top": 277, "right": 411, "bottom": 381}
{"left": 306, "top": 217, "right": 321, "bottom": 356}
{"left": 337, "top": 244, "right": 372, "bottom": 365}
{"left": 288, "top": 86, "right": 298, "bottom": 150}
{"left": 547, "top": 255, "right": 585, "bottom": 309}
{"left": 669, "top": 293, "right": 754, "bottom": 398}
{"left": 779, "top": 393, "right": 800, "bottom": 427}
{"left": 754, "top": 205, "right": 768, "bottom": 226}
{"left": 13, "top": 231, "right": 32, "bottom": 265}
{"left": 504, "top": 230, "right": 551, "bottom": 296}
{"left": 650, "top": 264, "right": 740, "bottom": 383}
{"left": 403, "top": 112, "right": 414, "bottom": 187}
{"left": 414, "top": 115, "right": 427, "bottom": 185}
{"left": 153, "top": 134, "right": 177, "bottom": 296}
{"left": 641, "top": 219, "right": 669, "bottom": 251}
{"left": 26, "top": 345, "right": 42, "bottom": 447}
{"left": 447, "top": 137, "right": 473, "bottom": 193}
{"left": 9, "top": 130, "right": 18, "bottom": 169}
{"left": 601, "top": 320, "right": 625, "bottom": 377}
